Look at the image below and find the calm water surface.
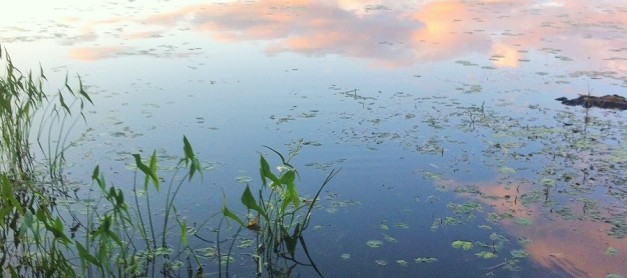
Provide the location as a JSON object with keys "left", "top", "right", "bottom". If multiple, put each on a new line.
{"left": 2, "top": 0, "right": 626, "bottom": 277}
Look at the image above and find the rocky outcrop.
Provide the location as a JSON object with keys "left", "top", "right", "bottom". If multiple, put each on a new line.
{"left": 556, "top": 94, "right": 627, "bottom": 110}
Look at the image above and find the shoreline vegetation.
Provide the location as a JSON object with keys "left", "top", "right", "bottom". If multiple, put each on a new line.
{"left": 1, "top": 46, "right": 335, "bottom": 277}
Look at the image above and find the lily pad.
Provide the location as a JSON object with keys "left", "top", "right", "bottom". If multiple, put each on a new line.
{"left": 475, "top": 251, "right": 497, "bottom": 259}
{"left": 452, "top": 240, "right": 473, "bottom": 250}
{"left": 367, "top": 240, "right": 384, "bottom": 248}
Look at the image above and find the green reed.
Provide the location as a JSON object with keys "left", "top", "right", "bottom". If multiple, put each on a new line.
{"left": 1, "top": 45, "right": 92, "bottom": 277}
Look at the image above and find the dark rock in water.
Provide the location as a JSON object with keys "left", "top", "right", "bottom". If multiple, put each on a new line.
{"left": 555, "top": 94, "right": 627, "bottom": 110}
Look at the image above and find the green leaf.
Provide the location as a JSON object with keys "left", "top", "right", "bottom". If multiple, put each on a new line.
{"left": 183, "top": 136, "right": 194, "bottom": 160}
{"left": 511, "top": 249, "right": 529, "bottom": 258}
{"left": 1, "top": 175, "right": 23, "bottom": 213}
{"left": 366, "top": 240, "right": 383, "bottom": 248}
{"left": 222, "top": 192, "right": 244, "bottom": 226}
{"left": 260, "top": 155, "right": 280, "bottom": 186}
{"left": 475, "top": 251, "right": 497, "bottom": 259}
{"left": 281, "top": 169, "right": 296, "bottom": 184}
{"left": 498, "top": 166, "right": 516, "bottom": 174}
{"left": 7, "top": 266, "right": 19, "bottom": 278}
{"left": 75, "top": 240, "right": 102, "bottom": 268}
{"left": 240, "top": 185, "right": 268, "bottom": 221}
{"left": 179, "top": 219, "right": 188, "bottom": 246}
{"left": 280, "top": 194, "right": 293, "bottom": 214}
{"left": 414, "top": 257, "right": 438, "bottom": 263}
{"left": 181, "top": 137, "right": 203, "bottom": 181}
{"left": 77, "top": 75, "right": 93, "bottom": 104}
{"left": 58, "top": 91, "right": 70, "bottom": 114}
{"left": 283, "top": 171, "right": 300, "bottom": 208}
{"left": 133, "top": 153, "right": 159, "bottom": 191}
{"left": 65, "top": 72, "right": 74, "bottom": 95}
{"left": 452, "top": 240, "right": 473, "bottom": 250}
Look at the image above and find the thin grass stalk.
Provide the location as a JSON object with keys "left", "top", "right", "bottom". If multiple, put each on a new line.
{"left": 160, "top": 168, "right": 187, "bottom": 248}
{"left": 143, "top": 178, "right": 157, "bottom": 252}
{"left": 132, "top": 173, "right": 151, "bottom": 251}
{"left": 224, "top": 225, "right": 243, "bottom": 278}
{"left": 216, "top": 217, "right": 224, "bottom": 278}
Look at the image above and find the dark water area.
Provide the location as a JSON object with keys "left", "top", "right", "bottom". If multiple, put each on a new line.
{"left": 1, "top": 0, "right": 626, "bottom": 277}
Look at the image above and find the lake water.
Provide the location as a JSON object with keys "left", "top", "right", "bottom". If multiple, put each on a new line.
{"left": 2, "top": 0, "right": 626, "bottom": 277}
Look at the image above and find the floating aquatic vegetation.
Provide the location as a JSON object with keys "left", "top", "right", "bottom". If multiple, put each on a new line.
{"left": 514, "top": 218, "right": 532, "bottom": 226}
{"left": 475, "top": 251, "right": 497, "bottom": 259}
{"left": 452, "top": 240, "right": 474, "bottom": 250}
{"left": 447, "top": 201, "right": 482, "bottom": 216}
{"left": 367, "top": 240, "right": 384, "bottom": 248}
{"left": 517, "top": 237, "right": 532, "bottom": 245}
{"left": 604, "top": 274, "right": 626, "bottom": 278}
{"left": 395, "top": 222, "right": 409, "bottom": 229}
{"left": 608, "top": 217, "right": 627, "bottom": 238}
{"left": 444, "top": 216, "right": 462, "bottom": 225}
{"left": 219, "top": 255, "right": 235, "bottom": 266}
{"left": 498, "top": 166, "right": 516, "bottom": 174}
{"left": 605, "top": 247, "right": 618, "bottom": 257}
{"left": 455, "top": 60, "right": 479, "bottom": 66}
{"left": 396, "top": 259, "right": 408, "bottom": 267}
{"left": 487, "top": 212, "right": 514, "bottom": 222}
{"left": 414, "top": 257, "right": 438, "bottom": 263}
{"left": 235, "top": 175, "right": 253, "bottom": 183}
{"left": 510, "top": 249, "right": 529, "bottom": 258}
{"left": 430, "top": 219, "right": 441, "bottom": 231}
{"left": 489, "top": 233, "right": 507, "bottom": 242}
{"left": 238, "top": 239, "right": 253, "bottom": 248}
{"left": 383, "top": 234, "right": 398, "bottom": 243}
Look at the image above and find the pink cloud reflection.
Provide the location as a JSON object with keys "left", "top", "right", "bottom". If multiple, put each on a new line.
{"left": 68, "top": 46, "right": 128, "bottom": 61}
{"left": 69, "top": 0, "right": 625, "bottom": 73}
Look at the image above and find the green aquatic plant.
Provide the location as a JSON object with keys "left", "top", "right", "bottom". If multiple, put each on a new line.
{"left": 452, "top": 240, "right": 474, "bottom": 250}
{"left": 0, "top": 46, "right": 92, "bottom": 277}
{"left": 222, "top": 146, "right": 338, "bottom": 277}
{"left": 367, "top": 240, "right": 384, "bottom": 248}
{"left": 0, "top": 49, "right": 335, "bottom": 277}
{"left": 475, "top": 251, "right": 497, "bottom": 259}
{"left": 414, "top": 257, "right": 438, "bottom": 263}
